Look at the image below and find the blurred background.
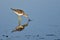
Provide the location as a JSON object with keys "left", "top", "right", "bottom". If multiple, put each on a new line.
{"left": 0, "top": 0, "right": 60, "bottom": 40}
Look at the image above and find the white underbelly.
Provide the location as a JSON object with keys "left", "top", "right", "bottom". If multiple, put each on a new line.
{"left": 13, "top": 11, "right": 23, "bottom": 16}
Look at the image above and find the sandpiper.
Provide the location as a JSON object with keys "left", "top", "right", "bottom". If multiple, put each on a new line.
{"left": 11, "top": 8, "right": 31, "bottom": 21}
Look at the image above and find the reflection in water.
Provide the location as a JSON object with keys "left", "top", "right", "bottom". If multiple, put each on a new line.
{"left": 11, "top": 21, "right": 30, "bottom": 32}
{"left": 11, "top": 8, "right": 31, "bottom": 32}
{"left": 18, "top": 16, "right": 22, "bottom": 25}
{"left": 46, "top": 34, "right": 56, "bottom": 36}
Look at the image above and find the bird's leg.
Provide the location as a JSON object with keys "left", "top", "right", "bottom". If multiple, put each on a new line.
{"left": 28, "top": 18, "right": 31, "bottom": 21}
{"left": 26, "top": 17, "right": 31, "bottom": 22}
{"left": 23, "top": 13, "right": 31, "bottom": 21}
{"left": 18, "top": 16, "right": 22, "bottom": 25}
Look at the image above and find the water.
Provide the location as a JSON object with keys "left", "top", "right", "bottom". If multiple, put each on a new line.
{"left": 0, "top": 0, "right": 60, "bottom": 40}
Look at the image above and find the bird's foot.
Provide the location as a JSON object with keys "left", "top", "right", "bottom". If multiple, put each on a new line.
{"left": 28, "top": 19, "right": 32, "bottom": 22}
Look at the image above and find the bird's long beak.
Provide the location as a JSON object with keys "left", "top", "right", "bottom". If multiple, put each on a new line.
{"left": 10, "top": 8, "right": 16, "bottom": 11}
{"left": 10, "top": 8, "right": 13, "bottom": 10}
